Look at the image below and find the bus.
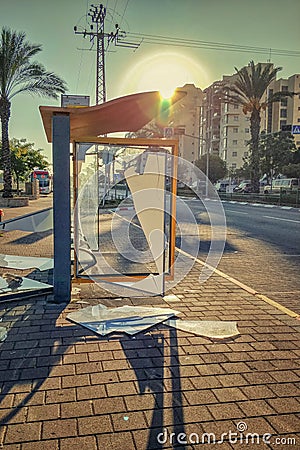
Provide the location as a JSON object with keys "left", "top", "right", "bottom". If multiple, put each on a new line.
{"left": 30, "top": 169, "right": 53, "bottom": 194}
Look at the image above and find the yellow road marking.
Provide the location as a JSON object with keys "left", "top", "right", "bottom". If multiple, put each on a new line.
{"left": 114, "top": 210, "right": 300, "bottom": 319}
{"left": 177, "top": 248, "right": 299, "bottom": 319}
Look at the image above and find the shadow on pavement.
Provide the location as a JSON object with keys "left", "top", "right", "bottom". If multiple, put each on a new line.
{"left": 0, "top": 299, "right": 73, "bottom": 426}
{"left": 7, "top": 229, "right": 53, "bottom": 245}
{"left": 1, "top": 297, "right": 187, "bottom": 449}
{"left": 121, "top": 327, "right": 186, "bottom": 450}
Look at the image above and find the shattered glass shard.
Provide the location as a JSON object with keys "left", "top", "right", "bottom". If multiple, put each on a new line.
{"left": 165, "top": 319, "right": 239, "bottom": 339}
{"left": 0, "top": 326, "right": 7, "bottom": 341}
{"left": 0, "top": 276, "right": 52, "bottom": 294}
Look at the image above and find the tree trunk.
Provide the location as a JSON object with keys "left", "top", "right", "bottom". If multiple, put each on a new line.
{"left": 0, "top": 97, "right": 13, "bottom": 198}
{"left": 16, "top": 176, "right": 20, "bottom": 194}
{"left": 250, "top": 109, "right": 261, "bottom": 193}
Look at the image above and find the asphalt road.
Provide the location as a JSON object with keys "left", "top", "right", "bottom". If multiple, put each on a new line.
{"left": 186, "top": 197, "right": 300, "bottom": 314}
{"left": 89, "top": 196, "right": 300, "bottom": 312}
{"left": 222, "top": 201, "right": 300, "bottom": 255}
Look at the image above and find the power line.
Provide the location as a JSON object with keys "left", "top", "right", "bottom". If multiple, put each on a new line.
{"left": 119, "top": 0, "right": 130, "bottom": 26}
{"left": 122, "top": 32, "right": 300, "bottom": 58}
{"left": 74, "top": 3, "right": 139, "bottom": 104}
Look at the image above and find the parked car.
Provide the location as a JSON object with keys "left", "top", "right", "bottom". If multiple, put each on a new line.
{"left": 214, "top": 181, "right": 229, "bottom": 192}
{"left": 264, "top": 178, "right": 300, "bottom": 194}
{"left": 233, "top": 180, "right": 254, "bottom": 193}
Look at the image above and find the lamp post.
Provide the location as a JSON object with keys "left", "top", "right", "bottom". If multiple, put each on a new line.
{"left": 205, "top": 146, "right": 210, "bottom": 197}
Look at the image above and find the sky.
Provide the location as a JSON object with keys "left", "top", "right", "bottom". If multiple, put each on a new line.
{"left": 1, "top": 0, "right": 300, "bottom": 161}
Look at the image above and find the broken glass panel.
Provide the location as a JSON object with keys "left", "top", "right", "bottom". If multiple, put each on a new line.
{"left": 67, "top": 304, "right": 179, "bottom": 336}
{"left": 0, "top": 276, "right": 52, "bottom": 295}
{"left": 0, "top": 254, "right": 53, "bottom": 271}
{"left": 1, "top": 208, "right": 53, "bottom": 232}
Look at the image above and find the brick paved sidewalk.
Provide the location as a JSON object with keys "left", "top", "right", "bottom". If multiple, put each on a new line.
{"left": 0, "top": 262, "right": 300, "bottom": 449}
{"left": 0, "top": 195, "right": 53, "bottom": 260}
{"left": 0, "top": 195, "right": 300, "bottom": 448}
{"left": 0, "top": 195, "right": 53, "bottom": 222}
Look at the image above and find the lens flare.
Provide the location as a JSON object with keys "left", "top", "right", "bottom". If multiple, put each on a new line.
{"left": 118, "top": 51, "right": 210, "bottom": 96}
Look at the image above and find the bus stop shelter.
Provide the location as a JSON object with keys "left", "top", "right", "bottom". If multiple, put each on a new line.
{"left": 39, "top": 90, "right": 185, "bottom": 303}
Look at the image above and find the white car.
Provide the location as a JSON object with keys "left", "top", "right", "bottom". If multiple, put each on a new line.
{"left": 264, "top": 178, "right": 299, "bottom": 194}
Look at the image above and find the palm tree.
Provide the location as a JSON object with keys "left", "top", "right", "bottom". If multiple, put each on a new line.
{"left": 0, "top": 27, "right": 67, "bottom": 197}
{"left": 223, "top": 61, "right": 294, "bottom": 192}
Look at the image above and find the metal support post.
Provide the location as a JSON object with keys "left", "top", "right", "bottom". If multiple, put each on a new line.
{"left": 52, "top": 113, "right": 71, "bottom": 303}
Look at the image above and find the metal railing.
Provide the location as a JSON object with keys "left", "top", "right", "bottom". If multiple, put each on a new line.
{"left": 219, "top": 189, "right": 300, "bottom": 207}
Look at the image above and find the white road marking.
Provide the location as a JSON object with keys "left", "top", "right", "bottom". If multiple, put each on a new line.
{"left": 263, "top": 215, "right": 300, "bottom": 224}
{"left": 226, "top": 210, "right": 248, "bottom": 215}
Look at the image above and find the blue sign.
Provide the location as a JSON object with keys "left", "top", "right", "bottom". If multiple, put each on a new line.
{"left": 292, "top": 125, "right": 300, "bottom": 134}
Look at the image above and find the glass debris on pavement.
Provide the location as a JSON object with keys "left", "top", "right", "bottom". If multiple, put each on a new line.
{"left": 0, "top": 326, "right": 7, "bottom": 342}
{"left": 67, "top": 303, "right": 239, "bottom": 339}
{"left": 0, "top": 208, "right": 53, "bottom": 300}
{"left": 166, "top": 319, "right": 240, "bottom": 339}
{"left": 0, "top": 254, "right": 53, "bottom": 271}
{"left": 0, "top": 276, "right": 52, "bottom": 295}
{"left": 67, "top": 304, "right": 180, "bottom": 335}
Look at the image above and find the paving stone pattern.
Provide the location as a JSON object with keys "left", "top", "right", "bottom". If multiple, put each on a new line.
{"left": 0, "top": 196, "right": 299, "bottom": 448}
{"left": 0, "top": 267, "right": 300, "bottom": 449}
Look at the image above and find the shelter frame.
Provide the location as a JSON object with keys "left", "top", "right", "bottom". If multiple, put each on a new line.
{"left": 72, "top": 136, "right": 179, "bottom": 287}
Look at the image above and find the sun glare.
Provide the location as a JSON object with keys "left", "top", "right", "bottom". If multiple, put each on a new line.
{"left": 119, "top": 51, "right": 209, "bottom": 96}
{"left": 159, "top": 90, "right": 175, "bottom": 101}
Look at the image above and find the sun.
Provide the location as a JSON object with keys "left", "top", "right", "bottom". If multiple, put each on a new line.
{"left": 136, "top": 57, "right": 190, "bottom": 97}
{"left": 119, "top": 51, "right": 209, "bottom": 97}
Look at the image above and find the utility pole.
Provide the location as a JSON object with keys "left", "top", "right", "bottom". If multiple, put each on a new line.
{"left": 74, "top": 3, "right": 139, "bottom": 105}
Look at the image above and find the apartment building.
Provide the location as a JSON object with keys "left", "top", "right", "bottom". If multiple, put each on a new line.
{"left": 270, "top": 74, "right": 300, "bottom": 149}
{"left": 169, "top": 83, "right": 203, "bottom": 164}
{"left": 200, "top": 81, "right": 223, "bottom": 159}
{"left": 201, "top": 66, "right": 300, "bottom": 172}
{"left": 219, "top": 101, "right": 252, "bottom": 171}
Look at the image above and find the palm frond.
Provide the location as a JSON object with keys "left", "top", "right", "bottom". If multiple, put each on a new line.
{"left": 234, "top": 63, "right": 254, "bottom": 99}
{"left": 224, "top": 84, "right": 250, "bottom": 105}
{"left": 12, "top": 73, "right": 66, "bottom": 99}
{"left": 0, "top": 26, "right": 66, "bottom": 100}
{"left": 267, "top": 90, "right": 295, "bottom": 105}
{"left": 8, "top": 62, "right": 67, "bottom": 99}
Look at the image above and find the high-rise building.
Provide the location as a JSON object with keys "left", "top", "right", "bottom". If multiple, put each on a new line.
{"left": 200, "top": 81, "right": 223, "bottom": 159}
{"left": 201, "top": 66, "right": 300, "bottom": 172}
{"left": 269, "top": 74, "right": 300, "bottom": 149}
{"left": 171, "top": 83, "right": 203, "bottom": 164}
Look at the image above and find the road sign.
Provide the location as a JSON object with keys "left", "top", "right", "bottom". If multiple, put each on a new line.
{"left": 164, "top": 127, "right": 174, "bottom": 138}
{"left": 292, "top": 125, "right": 300, "bottom": 134}
{"left": 61, "top": 95, "right": 90, "bottom": 108}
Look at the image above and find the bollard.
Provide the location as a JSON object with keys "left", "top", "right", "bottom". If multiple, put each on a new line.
{"left": 0, "top": 209, "right": 4, "bottom": 222}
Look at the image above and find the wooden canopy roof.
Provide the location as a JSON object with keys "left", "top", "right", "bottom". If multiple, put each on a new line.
{"left": 39, "top": 90, "right": 186, "bottom": 143}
